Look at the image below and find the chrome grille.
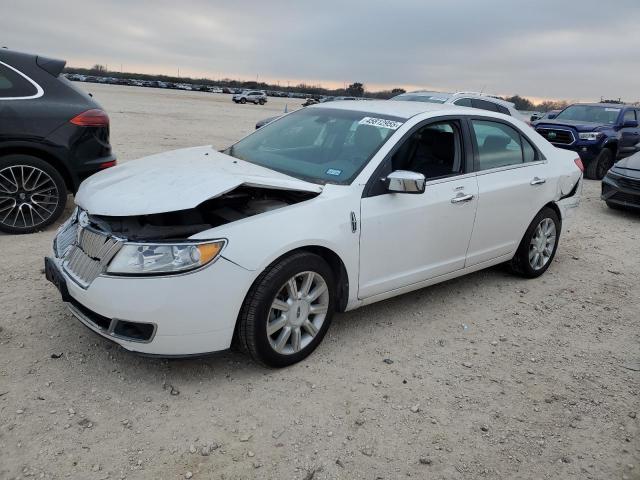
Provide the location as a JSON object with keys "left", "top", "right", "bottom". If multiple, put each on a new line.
{"left": 54, "top": 210, "right": 123, "bottom": 288}
{"left": 536, "top": 127, "right": 575, "bottom": 145}
{"left": 54, "top": 215, "right": 78, "bottom": 258}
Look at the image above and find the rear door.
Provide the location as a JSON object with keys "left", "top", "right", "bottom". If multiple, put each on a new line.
{"left": 465, "top": 118, "right": 553, "bottom": 266}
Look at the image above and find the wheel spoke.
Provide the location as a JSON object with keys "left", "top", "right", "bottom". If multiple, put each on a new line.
{"left": 267, "top": 315, "right": 287, "bottom": 336}
{"left": 271, "top": 298, "right": 289, "bottom": 312}
{"left": 309, "top": 304, "right": 328, "bottom": 315}
{"left": 300, "top": 272, "right": 314, "bottom": 296}
{"left": 302, "top": 319, "right": 318, "bottom": 337}
{"left": 286, "top": 278, "right": 298, "bottom": 299}
{"left": 273, "top": 326, "right": 291, "bottom": 353}
{"left": 291, "top": 327, "right": 302, "bottom": 352}
{"left": 0, "top": 172, "right": 18, "bottom": 191}
{"left": 307, "top": 283, "right": 327, "bottom": 302}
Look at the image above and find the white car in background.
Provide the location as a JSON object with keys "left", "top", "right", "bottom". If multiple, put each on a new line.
{"left": 391, "top": 90, "right": 525, "bottom": 121}
{"left": 45, "top": 101, "right": 582, "bottom": 367}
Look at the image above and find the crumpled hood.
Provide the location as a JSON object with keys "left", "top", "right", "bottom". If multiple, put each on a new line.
{"left": 75, "top": 146, "right": 322, "bottom": 216}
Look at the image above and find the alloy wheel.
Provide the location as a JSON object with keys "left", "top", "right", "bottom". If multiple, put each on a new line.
{"left": 267, "top": 271, "right": 330, "bottom": 355}
{"left": 0, "top": 165, "right": 60, "bottom": 230}
{"left": 528, "top": 218, "right": 556, "bottom": 270}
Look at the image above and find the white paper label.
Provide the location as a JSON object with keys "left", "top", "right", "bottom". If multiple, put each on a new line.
{"left": 358, "top": 117, "right": 403, "bottom": 130}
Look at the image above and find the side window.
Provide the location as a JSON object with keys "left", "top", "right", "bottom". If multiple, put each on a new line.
{"left": 522, "top": 137, "right": 537, "bottom": 162}
{"left": 0, "top": 63, "right": 39, "bottom": 99}
{"left": 496, "top": 104, "right": 511, "bottom": 116}
{"left": 391, "top": 121, "right": 463, "bottom": 180}
{"left": 623, "top": 110, "right": 637, "bottom": 122}
{"left": 471, "top": 120, "right": 531, "bottom": 170}
{"left": 471, "top": 99, "right": 499, "bottom": 112}
{"left": 453, "top": 98, "right": 472, "bottom": 107}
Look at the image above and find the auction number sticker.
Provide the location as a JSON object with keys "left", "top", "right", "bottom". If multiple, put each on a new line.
{"left": 358, "top": 117, "right": 403, "bottom": 130}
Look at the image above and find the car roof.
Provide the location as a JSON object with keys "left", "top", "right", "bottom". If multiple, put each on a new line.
{"left": 394, "top": 90, "right": 515, "bottom": 109}
{"left": 572, "top": 102, "right": 630, "bottom": 108}
{"left": 311, "top": 99, "right": 502, "bottom": 121}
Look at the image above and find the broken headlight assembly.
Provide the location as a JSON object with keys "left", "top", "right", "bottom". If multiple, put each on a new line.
{"left": 106, "top": 240, "right": 226, "bottom": 276}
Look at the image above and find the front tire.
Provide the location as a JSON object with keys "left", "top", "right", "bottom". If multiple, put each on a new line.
{"left": 0, "top": 155, "right": 67, "bottom": 234}
{"left": 585, "top": 148, "right": 614, "bottom": 180}
{"left": 509, "top": 207, "right": 560, "bottom": 278}
{"left": 258, "top": 99, "right": 266, "bottom": 105}
{"left": 237, "top": 252, "right": 335, "bottom": 367}
{"left": 240, "top": 98, "right": 247, "bottom": 104}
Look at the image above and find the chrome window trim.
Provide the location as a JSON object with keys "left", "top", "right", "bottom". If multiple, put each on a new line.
{"left": 475, "top": 159, "right": 547, "bottom": 177}
{"left": 0, "top": 60, "right": 45, "bottom": 101}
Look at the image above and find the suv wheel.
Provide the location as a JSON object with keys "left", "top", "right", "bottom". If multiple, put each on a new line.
{"left": 586, "top": 148, "right": 614, "bottom": 180}
{"left": 509, "top": 207, "right": 560, "bottom": 278}
{"left": 0, "top": 154, "right": 68, "bottom": 234}
{"left": 240, "top": 98, "right": 247, "bottom": 104}
{"left": 258, "top": 99, "right": 265, "bottom": 105}
{"left": 237, "top": 252, "right": 335, "bottom": 367}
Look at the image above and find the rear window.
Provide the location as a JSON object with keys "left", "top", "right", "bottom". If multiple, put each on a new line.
{"left": 0, "top": 62, "right": 39, "bottom": 99}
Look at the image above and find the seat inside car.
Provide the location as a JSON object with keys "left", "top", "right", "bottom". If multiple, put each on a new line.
{"left": 394, "top": 127, "right": 458, "bottom": 179}
{"left": 480, "top": 134, "right": 513, "bottom": 169}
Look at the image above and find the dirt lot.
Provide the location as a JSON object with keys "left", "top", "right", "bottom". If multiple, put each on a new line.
{"left": 0, "top": 84, "right": 638, "bottom": 480}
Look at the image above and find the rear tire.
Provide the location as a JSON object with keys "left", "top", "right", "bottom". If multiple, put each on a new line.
{"left": 509, "top": 207, "right": 560, "bottom": 278}
{"left": 585, "top": 148, "right": 614, "bottom": 180}
{"left": 259, "top": 99, "right": 265, "bottom": 105}
{"left": 237, "top": 252, "right": 335, "bottom": 367}
{"left": 0, "top": 155, "right": 67, "bottom": 234}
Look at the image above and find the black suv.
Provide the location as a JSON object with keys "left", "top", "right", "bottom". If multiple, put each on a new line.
{"left": 0, "top": 49, "right": 116, "bottom": 234}
{"left": 533, "top": 103, "right": 640, "bottom": 180}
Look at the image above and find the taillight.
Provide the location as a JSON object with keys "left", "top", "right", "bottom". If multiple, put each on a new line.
{"left": 70, "top": 109, "right": 109, "bottom": 127}
{"left": 574, "top": 158, "right": 584, "bottom": 173}
{"left": 99, "top": 160, "right": 117, "bottom": 169}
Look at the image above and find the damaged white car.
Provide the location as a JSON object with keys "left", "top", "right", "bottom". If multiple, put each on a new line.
{"left": 45, "top": 101, "right": 583, "bottom": 366}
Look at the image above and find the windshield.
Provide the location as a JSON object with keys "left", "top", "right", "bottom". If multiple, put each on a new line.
{"left": 226, "top": 108, "right": 404, "bottom": 185}
{"left": 391, "top": 92, "right": 452, "bottom": 104}
{"left": 555, "top": 105, "right": 621, "bottom": 124}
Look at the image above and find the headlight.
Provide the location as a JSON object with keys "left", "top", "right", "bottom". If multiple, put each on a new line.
{"left": 578, "top": 132, "right": 602, "bottom": 141}
{"left": 106, "top": 240, "right": 225, "bottom": 275}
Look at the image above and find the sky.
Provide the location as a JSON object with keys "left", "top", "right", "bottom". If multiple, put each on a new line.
{"left": 3, "top": 0, "right": 640, "bottom": 102}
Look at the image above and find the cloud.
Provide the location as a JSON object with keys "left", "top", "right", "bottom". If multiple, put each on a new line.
{"left": 2, "top": 0, "right": 640, "bottom": 100}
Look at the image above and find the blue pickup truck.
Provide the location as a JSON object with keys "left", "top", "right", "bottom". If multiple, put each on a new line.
{"left": 533, "top": 103, "right": 640, "bottom": 179}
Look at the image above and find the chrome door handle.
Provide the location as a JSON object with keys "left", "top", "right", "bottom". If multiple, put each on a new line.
{"left": 451, "top": 193, "right": 474, "bottom": 203}
{"left": 530, "top": 177, "right": 546, "bottom": 185}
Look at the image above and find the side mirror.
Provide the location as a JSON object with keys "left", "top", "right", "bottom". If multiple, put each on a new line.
{"left": 622, "top": 120, "right": 639, "bottom": 128}
{"left": 547, "top": 113, "right": 557, "bottom": 119}
{"left": 386, "top": 170, "right": 426, "bottom": 194}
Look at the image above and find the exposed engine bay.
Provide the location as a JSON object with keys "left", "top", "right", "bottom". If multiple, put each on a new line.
{"left": 86, "top": 186, "right": 318, "bottom": 240}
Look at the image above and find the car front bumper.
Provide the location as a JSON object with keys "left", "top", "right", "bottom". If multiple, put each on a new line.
{"left": 45, "top": 254, "right": 255, "bottom": 356}
{"left": 602, "top": 173, "right": 640, "bottom": 209}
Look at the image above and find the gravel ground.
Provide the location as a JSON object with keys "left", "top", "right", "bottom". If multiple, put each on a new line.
{"left": 0, "top": 84, "right": 638, "bottom": 480}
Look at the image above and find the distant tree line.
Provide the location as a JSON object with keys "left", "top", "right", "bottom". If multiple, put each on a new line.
{"left": 66, "top": 65, "right": 406, "bottom": 100}
{"left": 68, "top": 65, "right": 638, "bottom": 109}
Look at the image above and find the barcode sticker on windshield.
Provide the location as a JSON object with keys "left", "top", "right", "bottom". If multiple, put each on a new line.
{"left": 358, "top": 117, "right": 403, "bottom": 130}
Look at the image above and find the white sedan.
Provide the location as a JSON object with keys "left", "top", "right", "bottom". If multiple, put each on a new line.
{"left": 45, "top": 101, "right": 583, "bottom": 366}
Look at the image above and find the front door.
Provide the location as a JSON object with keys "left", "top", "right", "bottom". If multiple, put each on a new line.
{"left": 358, "top": 119, "right": 478, "bottom": 299}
